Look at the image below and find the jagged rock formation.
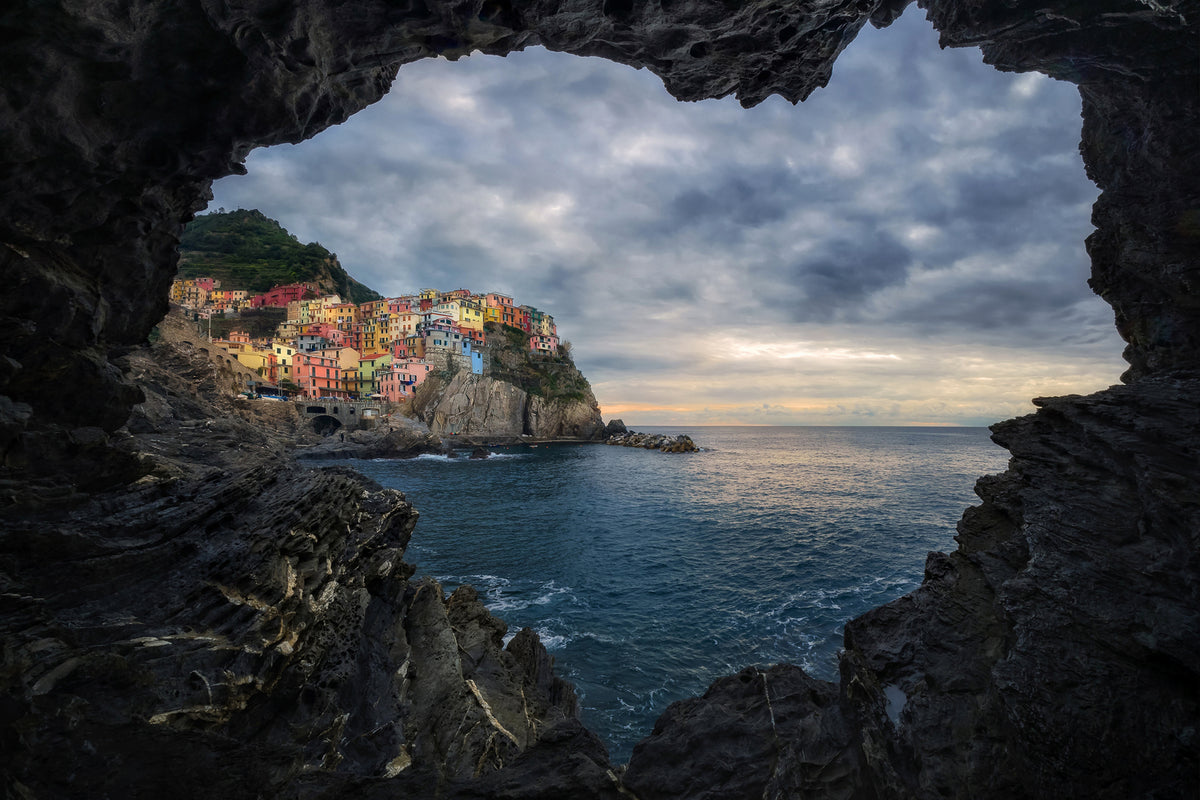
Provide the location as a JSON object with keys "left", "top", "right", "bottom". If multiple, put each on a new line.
{"left": 1, "top": 0, "right": 1197, "bottom": 798}
{"left": 604, "top": 418, "right": 629, "bottom": 437}
{"left": 295, "top": 424, "right": 444, "bottom": 460}
{"left": 410, "top": 371, "right": 607, "bottom": 442}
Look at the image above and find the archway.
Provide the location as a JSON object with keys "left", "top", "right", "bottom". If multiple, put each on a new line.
{"left": 311, "top": 414, "right": 343, "bottom": 436}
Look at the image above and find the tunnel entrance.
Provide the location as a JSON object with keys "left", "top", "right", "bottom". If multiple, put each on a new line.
{"left": 311, "top": 414, "right": 343, "bottom": 436}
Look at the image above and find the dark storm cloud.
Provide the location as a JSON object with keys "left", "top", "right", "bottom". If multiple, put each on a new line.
{"left": 776, "top": 231, "right": 914, "bottom": 321}
{"left": 668, "top": 168, "right": 796, "bottom": 231}
{"left": 904, "top": 277, "right": 1080, "bottom": 331}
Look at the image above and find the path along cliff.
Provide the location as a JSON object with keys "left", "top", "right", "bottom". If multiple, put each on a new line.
{"left": 1, "top": 1, "right": 1196, "bottom": 798}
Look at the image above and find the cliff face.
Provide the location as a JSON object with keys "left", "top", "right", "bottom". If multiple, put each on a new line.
{"left": 409, "top": 323, "right": 608, "bottom": 441}
{"left": 410, "top": 371, "right": 607, "bottom": 441}
{"left": 1, "top": 1, "right": 1197, "bottom": 798}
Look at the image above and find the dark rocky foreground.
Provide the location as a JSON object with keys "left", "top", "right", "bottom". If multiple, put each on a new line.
{"left": 2, "top": 1, "right": 1197, "bottom": 798}
{"left": 2, "top": 315, "right": 620, "bottom": 799}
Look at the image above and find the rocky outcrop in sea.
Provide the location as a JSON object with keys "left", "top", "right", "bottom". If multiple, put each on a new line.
{"left": 1, "top": 1, "right": 1196, "bottom": 798}
{"left": 605, "top": 430, "right": 698, "bottom": 453}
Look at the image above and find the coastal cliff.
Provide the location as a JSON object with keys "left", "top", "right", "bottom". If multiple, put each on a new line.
{"left": 409, "top": 372, "right": 607, "bottom": 441}
{"left": 408, "top": 324, "right": 607, "bottom": 442}
{"left": 1, "top": 1, "right": 1196, "bottom": 798}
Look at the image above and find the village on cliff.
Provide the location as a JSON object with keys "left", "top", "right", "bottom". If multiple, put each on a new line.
{"left": 171, "top": 278, "right": 560, "bottom": 401}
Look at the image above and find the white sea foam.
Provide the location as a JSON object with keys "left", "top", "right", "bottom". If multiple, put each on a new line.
{"left": 536, "top": 628, "right": 569, "bottom": 650}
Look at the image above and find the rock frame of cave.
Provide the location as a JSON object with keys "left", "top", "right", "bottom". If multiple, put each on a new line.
{"left": 1, "top": 1, "right": 1196, "bottom": 798}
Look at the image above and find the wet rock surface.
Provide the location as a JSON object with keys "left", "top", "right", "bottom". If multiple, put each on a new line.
{"left": 295, "top": 423, "right": 443, "bottom": 461}
{"left": 1, "top": 0, "right": 1197, "bottom": 797}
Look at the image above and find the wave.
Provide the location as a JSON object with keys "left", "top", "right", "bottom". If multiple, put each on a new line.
{"left": 401, "top": 451, "right": 530, "bottom": 462}
{"left": 483, "top": 579, "right": 577, "bottom": 613}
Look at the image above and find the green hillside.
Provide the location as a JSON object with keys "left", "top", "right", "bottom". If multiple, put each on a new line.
{"left": 178, "top": 209, "right": 381, "bottom": 304}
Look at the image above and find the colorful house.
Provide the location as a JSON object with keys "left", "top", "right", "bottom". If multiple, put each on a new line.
{"left": 271, "top": 339, "right": 296, "bottom": 383}
{"left": 356, "top": 352, "right": 393, "bottom": 397}
{"left": 235, "top": 348, "right": 277, "bottom": 382}
{"left": 294, "top": 352, "right": 344, "bottom": 398}
{"left": 423, "top": 322, "right": 464, "bottom": 355}
{"left": 530, "top": 333, "right": 560, "bottom": 354}
{"left": 515, "top": 305, "right": 533, "bottom": 333}
{"left": 530, "top": 308, "right": 556, "bottom": 337}
{"left": 484, "top": 293, "right": 519, "bottom": 328}
{"left": 458, "top": 297, "right": 485, "bottom": 332}
{"left": 377, "top": 358, "right": 435, "bottom": 402}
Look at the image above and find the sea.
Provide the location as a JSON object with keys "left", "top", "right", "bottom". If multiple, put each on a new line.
{"left": 335, "top": 425, "right": 1010, "bottom": 764}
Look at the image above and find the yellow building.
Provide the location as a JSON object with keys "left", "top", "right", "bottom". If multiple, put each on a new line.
{"left": 271, "top": 339, "right": 296, "bottom": 382}
{"left": 330, "top": 303, "right": 359, "bottom": 331}
{"left": 359, "top": 299, "right": 388, "bottom": 319}
{"left": 235, "top": 348, "right": 275, "bottom": 381}
{"left": 319, "top": 346, "right": 361, "bottom": 374}
{"left": 358, "top": 320, "right": 381, "bottom": 353}
{"left": 340, "top": 366, "right": 362, "bottom": 397}
{"left": 458, "top": 298, "right": 485, "bottom": 332}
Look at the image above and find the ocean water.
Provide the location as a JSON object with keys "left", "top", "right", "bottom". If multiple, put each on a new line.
{"left": 338, "top": 426, "right": 1010, "bottom": 763}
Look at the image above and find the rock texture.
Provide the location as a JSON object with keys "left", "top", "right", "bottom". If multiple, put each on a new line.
{"left": 411, "top": 372, "right": 607, "bottom": 442}
{"left": 295, "top": 421, "right": 443, "bottom": 460}
{"left": 1, "top": 0, "right": 1198, "bottom": 798}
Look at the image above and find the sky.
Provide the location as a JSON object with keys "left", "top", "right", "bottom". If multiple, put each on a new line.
{"left": 207, "top": 7, "right": 1128, "bottom": 427}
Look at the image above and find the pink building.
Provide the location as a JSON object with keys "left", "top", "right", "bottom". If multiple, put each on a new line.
{"left": 294, "top": 352, "right": 344, "bottom": 398}
{"left": 530, "top": 333, "right": 559, "bottom": 354}
{"left": 376, "top": 359, "right": 434, "bottom": 402}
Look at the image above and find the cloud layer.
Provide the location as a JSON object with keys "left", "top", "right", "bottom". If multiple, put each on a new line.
{"left": 209, "top": 8, "right": 1126, "bottom": 426}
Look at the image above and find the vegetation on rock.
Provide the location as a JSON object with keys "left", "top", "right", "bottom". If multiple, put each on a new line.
{"left": 178, "top": 209, "right": 381, "bottom": 303}
{"left": 483, "top": 322, "right": 592, "bottom": 403}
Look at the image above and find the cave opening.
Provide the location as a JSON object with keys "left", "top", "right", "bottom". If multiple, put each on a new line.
{"left": 210, "top": 7, "right": 1126, "bottom": 429}
{"left": 199, "top": 5, "right": 1131, "bottom": 761}
{"left": 2, "top": 0, "right": 1195, "bottom": 794}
